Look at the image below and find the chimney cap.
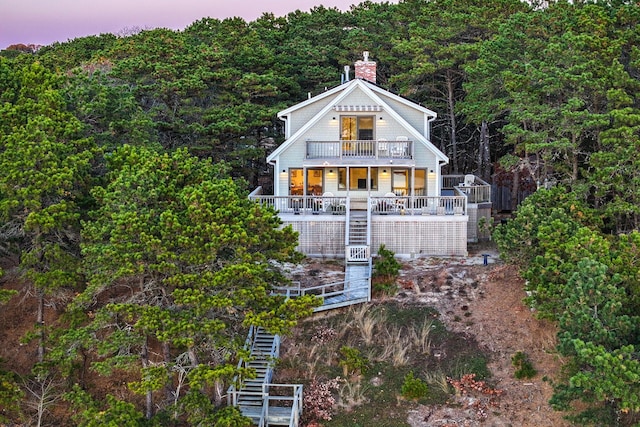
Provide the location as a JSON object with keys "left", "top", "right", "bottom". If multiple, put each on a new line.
{"left": 354, "top": 51, "right": 376, "bottom": 83}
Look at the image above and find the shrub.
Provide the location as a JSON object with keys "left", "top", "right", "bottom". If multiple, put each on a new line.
{"left": 401, "top": 371, "right": 429, "bottom": 400}
{"left": 373, "top": 244, "right": 401, "bottom": 279}
{"left": 302, "top": 378, "right": 341, "bottom": 424}
{"left": 372, "top": 279, "right": 398, "bottom": 297}
{"left": 338, "top": 346, "right": 369, "bottom": 376}
{"left": 373, "top": 245, "right": 401, "bottom": 297}
{"left": 511, "top": 351, "right": 537, "bottom": 379}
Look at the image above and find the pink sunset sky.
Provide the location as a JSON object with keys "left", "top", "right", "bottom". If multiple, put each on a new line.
{"left": 1, "top": 0, "right": 398, "bottom": 50}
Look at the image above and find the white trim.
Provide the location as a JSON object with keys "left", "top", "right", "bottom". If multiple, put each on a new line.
{"left": 333, "top": 105, "right": 383, "bottom": 112}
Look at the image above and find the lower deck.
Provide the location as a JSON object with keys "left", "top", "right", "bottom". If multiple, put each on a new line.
{"left": 282, "top": 213, "right": 469, "bottom": 257}
{"left": 250, "top": 188, "right": 492, "bottom": 258}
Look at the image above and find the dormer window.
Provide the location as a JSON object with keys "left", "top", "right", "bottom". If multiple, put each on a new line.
{"left": 341, "top": 116, "right": 374, "bottom": 140}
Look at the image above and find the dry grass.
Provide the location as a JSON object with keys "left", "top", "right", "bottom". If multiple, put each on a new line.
{"left": 423, "top": 370, "right": 451, "bottom": 395}
{"left": 305, "top": 344, "right": 328, "bottom": 377}
{"left": 337, "top": 378, "right": 369, "bottom": 411}
{"left": 358, "top": 312, "right": 379, "bottom": 346}
{"left": 385, "top": 326, "right": 411, "bottom": 367}
{"left": 409, "top": 319, "right": 434, "bottom": 355}
{"left": 349, "top": 303, "right": 370, "bottom": 325}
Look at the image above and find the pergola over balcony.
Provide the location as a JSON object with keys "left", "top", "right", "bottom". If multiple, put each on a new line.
{"left": 306, "top": 139, "right": 413, "bottom": 161}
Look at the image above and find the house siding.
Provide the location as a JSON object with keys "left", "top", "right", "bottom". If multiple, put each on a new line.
{"left": 380, "top": 96, "right": 426, "bottom": 135}
{"left": 286, "top": 93, "right": 340, "bottom": 136}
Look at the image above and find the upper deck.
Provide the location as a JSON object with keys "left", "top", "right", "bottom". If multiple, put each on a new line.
{"left": 305, "top": 139, "right": 413, "bottom": 166}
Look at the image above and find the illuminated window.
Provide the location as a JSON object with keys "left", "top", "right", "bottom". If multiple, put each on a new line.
{"left": 392, "top": 169, "right": 407, "bottom": 195}
{"left": 289, "top": 169, "right": 303, "bottom": 195}
{"left": 346, "top": 167, "right": 378, "bottom": 191}
{"left": 306, "top": 169, "right": 323, "bottom": 195}
{"left": 340, "top": 116, "right": 374, "bottom": 140}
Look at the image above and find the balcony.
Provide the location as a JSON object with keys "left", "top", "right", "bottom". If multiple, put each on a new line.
{"left": 306, "top": 140, "right": 413, "bottom": 160}
{"left": 443, "top": 175, "right": 491, "bottom": 203}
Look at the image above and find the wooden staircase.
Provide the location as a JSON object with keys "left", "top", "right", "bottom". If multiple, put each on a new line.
{"left": 230, "top": 199, "right": 379, "bottom": 426}
{"left": 228, "top": 327, "right": 302, "bottom": 427}
{"left": 236, "top": 327, "right": 277, "bottom": 420}
{"left": 348, "top": 210, "right": 368, "bottom": 246}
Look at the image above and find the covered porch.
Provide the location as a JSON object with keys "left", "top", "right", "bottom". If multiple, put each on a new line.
{"left": 252, "top": 174, "right": 490, "bottom": 216}
{"left": 249, "top": 193, "right": 468, "bottom": 217}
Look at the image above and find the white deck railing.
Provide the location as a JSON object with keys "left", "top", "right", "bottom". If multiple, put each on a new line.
{"left": 250, "top": 195, "right": 346, "bottom": 215}
{"left": 443, "top": 175, "right": 491, "bottom": 203}
{"left": 306, "top": 140, "right": 413, "bottom": 160}
{"left": 250, "top": 194, "right": 468, "bottom": 216}
{"left": 369, "top": 193, "right": 467, "bottom": 216}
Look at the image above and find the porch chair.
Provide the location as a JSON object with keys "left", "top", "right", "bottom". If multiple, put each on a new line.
{"left": 458, "top": 174, "right": 475, "bottom": 189}
{"left": 320, "top": 192, "right": 345, "bottom": 213}
{"left": 464, "top": 174, "right": 475, "bottom": 187}
{"left": 377, "top": 138, "right": 388, "bottom": 156}
{"left": 391, "top": 136, "right": 408, "bottom": 157}
{"left": 383, "top": 192, "right": 404, "bottom": 213}
{"left": 319, "top": 192, "right": 334, "bottom": 212}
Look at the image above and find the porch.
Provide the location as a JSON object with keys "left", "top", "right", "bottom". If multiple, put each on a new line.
{"left": 249, "top": 175, "right": 491, "bottom": 257}
{"left": 249, "top": 193, "right": 467, "bottom": 217}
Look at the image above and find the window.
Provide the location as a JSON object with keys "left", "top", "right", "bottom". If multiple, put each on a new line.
{"left": 341, "top": 116, "right": 374, "bottom": 140}
{"left": 306, "top": 169, "right": 323, "bottom": 195}
{"left": 338, "top": 168, "right": 347, "bottom": 190}
{"left": 348, "top": 167, "right": 378, "bottom": 191}
{"left": 415, "top": 169, "right": 426, "bottom": 196}
{"left": 289, "top": 168, "right": 303, "bottom": 195}
{"left": 392, "top": 170, "right": 408, "bottom": 195}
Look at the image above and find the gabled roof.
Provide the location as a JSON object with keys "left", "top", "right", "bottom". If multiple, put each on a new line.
{"left": 267, "top": 79, "right": 447, "bottom": 164}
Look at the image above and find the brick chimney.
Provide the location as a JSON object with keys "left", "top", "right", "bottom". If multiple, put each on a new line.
{"left": 354, "top": 51, "right": 376, "bottom": 83}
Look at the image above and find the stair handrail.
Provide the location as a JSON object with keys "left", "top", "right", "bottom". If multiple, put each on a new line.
{"left": 259, "top": 385, "right": 269, "bottom": 427}
{"left": 271, "top": 281, "right": 302, "bottom": 298}
{"left": 366, "top": 197, "right": 372, "bottom": 248}
{"left": 262, "top": 383, "right": 304, "bottom": 427}
{"left": 344, "top": 197, "right": 351, "bottom": 245}
{"left": 227, "top": 325, "right": 258, "bottom": 405}
{"left": 291, "top": 383, "right": 303, "bottom": 426}
{"left": 294, "top": 278, "right": 367, "bottom": 295}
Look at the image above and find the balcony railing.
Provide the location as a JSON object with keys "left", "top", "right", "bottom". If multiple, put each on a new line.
{"left": 443, "top": 175, "right": 491, "bottom": 203}
{"left": 249, "top": 194, "right": 467, "bottom": 216}
{"left": 306, "top": 140, "right": 413, "bottom": 160}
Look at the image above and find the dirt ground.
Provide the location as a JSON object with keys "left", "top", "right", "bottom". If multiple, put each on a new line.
{"left": 290, "top": 245, "right": 571, "bottom": 427}
{"left": 394, "top": 245, "right": 570, "bottom": 427}
{"left": 0, "top": 245, "right": 572, "bottom": 426}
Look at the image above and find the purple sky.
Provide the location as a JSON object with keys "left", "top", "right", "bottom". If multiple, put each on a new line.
{"left": 1, "top": 0, "right": 398, "bottom": 50}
